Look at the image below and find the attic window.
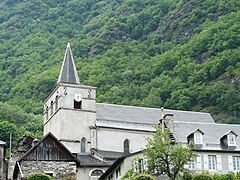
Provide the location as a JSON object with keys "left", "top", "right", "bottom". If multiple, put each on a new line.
{"left": 194, "top": 132, "right": 203, "bottom": 145}
{"left": 228, "top": 134, "right": 236, "bottom": 146}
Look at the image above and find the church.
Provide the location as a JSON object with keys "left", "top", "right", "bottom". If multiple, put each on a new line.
{"left": 12, "top": 43, "right": 240, "bottom": 180}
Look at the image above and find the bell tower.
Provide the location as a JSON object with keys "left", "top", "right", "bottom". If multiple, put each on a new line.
{"left": 43, "top": 42, "right": 96, "bottom": 153}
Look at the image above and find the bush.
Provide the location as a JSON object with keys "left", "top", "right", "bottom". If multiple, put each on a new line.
{"left": 193, "top": 173, "right": 213, "bottom": 180}
{"left": 27, "top": 173, "right": 52, "bottom": 180}
{"left": 183, "top": 171, "right": 194, "bottom": 180}
{"left": 133, "top": 173, "right": 154, "bottom": 180}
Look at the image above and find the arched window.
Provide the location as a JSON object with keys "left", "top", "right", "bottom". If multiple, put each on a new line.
{"left": 45, "top": 106, "right": 49, "bottom": 120}
{"left": 50, "top": 101, "right": 53, "bottom": 116}
{"left": 124, "top": 139, "right": 130, "bottom": 153}
{"left": 91, "top": 169, "right": 103, "bottom": 177}
{"left": 81, "top": 137, "right": 86, "bottom": 153}
{"left": 55, "top": 96, "right": 58, "bottom": 111}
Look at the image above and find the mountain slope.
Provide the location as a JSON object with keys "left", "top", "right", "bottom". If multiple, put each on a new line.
{"left": 0, "top": 0, "right": 239, "bottom": 143}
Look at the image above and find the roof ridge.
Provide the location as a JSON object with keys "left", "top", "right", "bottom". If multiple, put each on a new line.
{"left": 96, "top": 103, "right": 211, "bottom": 115}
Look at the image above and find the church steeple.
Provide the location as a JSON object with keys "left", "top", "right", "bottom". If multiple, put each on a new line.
{"left": 57, "top": 42, "right": 80, "bottom": 84}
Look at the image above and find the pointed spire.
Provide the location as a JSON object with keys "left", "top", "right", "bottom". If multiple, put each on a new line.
{"left": 57, "top": 42, "right": 80, "bottom": 84}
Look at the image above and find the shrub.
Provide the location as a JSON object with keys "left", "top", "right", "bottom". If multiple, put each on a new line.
{"left": 27, "top": 173, "right": 51, "bottom": 180}
{"left": 133, "top": 173, "right": 154, "bottom": 180}
{"left": 193, "top": 173, "right": 213, "bottom": 180}
{"left": 183, "top": 171, "right": 194, "bottom": 180}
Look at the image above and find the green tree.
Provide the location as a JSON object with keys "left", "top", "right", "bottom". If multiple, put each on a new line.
{"left": 145, "top": 126, "right": 196, "bottom": 180}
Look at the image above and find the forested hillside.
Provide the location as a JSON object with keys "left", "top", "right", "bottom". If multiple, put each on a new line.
{"left": 0, "top": 0, "right": 239, "bottom": 144}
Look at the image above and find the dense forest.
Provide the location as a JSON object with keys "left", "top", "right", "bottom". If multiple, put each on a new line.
{"left": 0, "top": 0, "right": 239, "bottom": 145}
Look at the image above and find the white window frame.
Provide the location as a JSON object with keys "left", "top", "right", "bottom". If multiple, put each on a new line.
{"left": 228, "top": 134, "right": 236, "bottom": 146}
{"left": 233, "top": 156, "right": 240, "bottom": 171}
{"left": 208, "top": 155, "right": 217, "bottom": 171}
{"left": 194, "top": 132, "right": 203, "bottom": 145}
{"left": 188, "top": 158, "right": 196, "bottom": 170}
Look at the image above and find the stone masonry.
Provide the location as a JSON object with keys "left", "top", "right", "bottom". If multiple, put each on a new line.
{"left": 19, "top": 161, "right": 77, "bottom": 179}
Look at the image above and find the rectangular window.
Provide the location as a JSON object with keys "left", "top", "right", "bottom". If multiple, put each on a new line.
{"left": 208, "top": 155, "right": 216, "bottom": 171}
{"left": 194, "top": 133, "right": 203, "bottom": 144}
{"left": 188, "top": 159, "right": 196, "bottom": 170}
{"left": 228, "top": 135, "right": 236, "bottom": 146}
{"left": 116, "top": 166, "right": 121, "bottom": 179}
{"left": 233, "top": 156, "right": 240, "bottom": 171}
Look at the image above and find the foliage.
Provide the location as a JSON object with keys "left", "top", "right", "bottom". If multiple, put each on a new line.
{"left": 193, "top": 173, "right": 213, "bottom": 180}
{"left": 182, "top": 170, "right": 194, "bottom": 180}
{"left": 0, "top": 102, "right": 42, "bottom": 146}
{"left": 212, "top": 172, "right": 237, "bottom": 180}
{"left": 184, "top": 172, "right": 240, "bottom": 180}
{"left": 121, "top": 168, "right": 135, "bottom": 180}
{"left": 133, "top": 173, "right": 154, "bottom": 180}
{"left": 145, "top": 125, "right": 196, "bottom": 180}
{"left": 27, "top": 173, "right": 51, "bottom": 180}
{"left": 0, "top": 0, "right": 239, "bottom": 141}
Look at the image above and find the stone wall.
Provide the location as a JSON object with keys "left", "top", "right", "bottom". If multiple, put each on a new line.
{"left": 20, "top": 161, "right": 77, "bottom": 179}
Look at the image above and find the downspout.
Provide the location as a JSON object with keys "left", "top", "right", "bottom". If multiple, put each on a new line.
{"left": 96, "top": 125, "right": 98, "bottom": 149}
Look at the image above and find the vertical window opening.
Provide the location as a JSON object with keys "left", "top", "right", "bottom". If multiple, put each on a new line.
{"left": 81, "top": 137, "right": 86, "bottom": 153}
{"left": 74, "top": 100, "right": 82, "bottom": 109}
{"left": 55, "top": 96, "right": 58, "bottom": 111}
{"left": 45, "top": 106, "right": 49, "bottom": 120}
{"left": 50, "top": 101, "right": 53, "bottom": 115}
{"left": 124, "top": 139, "right": 130, "bottom": 153}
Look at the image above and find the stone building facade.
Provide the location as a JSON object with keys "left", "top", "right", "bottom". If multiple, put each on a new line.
{"left": 13, "top": 133, "right": 79, "bottom": 179}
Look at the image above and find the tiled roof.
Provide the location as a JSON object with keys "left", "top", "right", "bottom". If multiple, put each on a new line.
{"left": 57, "top": 42, "right": 80, "bottom": 84}
{"left": 96, "top": 103, "right": 214, "bottom": 125}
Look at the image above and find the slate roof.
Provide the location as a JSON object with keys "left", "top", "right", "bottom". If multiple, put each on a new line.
{"left": 99, "top": 150, "right": 143, "bottom": 180}
{"left": 91, "top": 148, "right": 126, "bottom": 160}
{"left": 173, "top": 121, "right": 240, "bottom": 150}
{"left": 77, "top": 155, "right": 112, "bottom": 167}
{"left": 57, "top": 42, "right": 80, "bottom": 84}
{"left": 96, "top": 103, "right": 215, "bottom": 125}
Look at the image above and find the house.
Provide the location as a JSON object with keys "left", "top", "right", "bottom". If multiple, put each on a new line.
{"left": 13, "top": 133, "right": 80, "bottom": 180}
{"left": 99, "top": 114, "right": 240, "bottom": 179}
{"left": 0, "top": 140, "right": 6, "bottom": 180}
{"left": 12, "top": 42, "right": 240, "bottom": 179}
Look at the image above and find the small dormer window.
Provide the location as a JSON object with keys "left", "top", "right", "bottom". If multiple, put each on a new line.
{"left": 228, "top": 134, "right": 236, "bottom": 146}
{"left": 194, "top": 132, "right": 203, "bottom": 145}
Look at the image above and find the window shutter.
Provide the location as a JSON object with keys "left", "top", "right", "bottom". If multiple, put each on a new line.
{"left": 217, "top": 155, "right": 222, "bottom": 171}
{"left": 133, "top": 161, "right": 137, "bottom": 173}
{"left": 228, "top": 156, "right": 233, "bottom": 171}
{"left": 184, "top": 163, "right": 188, "bottom": 169}
{"left": 143, "top": 159, "right": 148, "bottom": 172}
{"left": 203, "top": 154, "right": 208, "bottom": 170}
{"left": 196, "top": 155, "right": 202, "bottom": 170}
